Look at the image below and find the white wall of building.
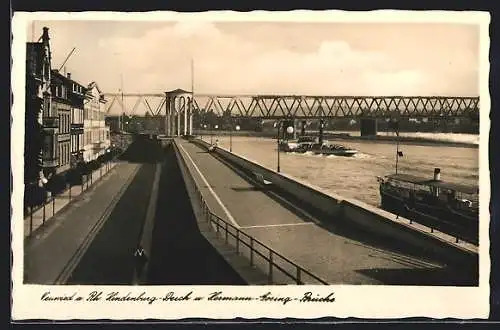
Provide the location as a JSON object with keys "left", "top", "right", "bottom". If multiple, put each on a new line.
{"left": 83, "top": 83, "right": 111, "bottom": 162}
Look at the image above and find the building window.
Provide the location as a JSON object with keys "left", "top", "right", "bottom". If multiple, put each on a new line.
{"left": 43, "top": 97, "right": 50, "bottom": 118}
{"left": 43, "top": 134, "right": 54, "bottom": 160}
{"left": 79, "top": 133, "right": 84, "bottom": 150}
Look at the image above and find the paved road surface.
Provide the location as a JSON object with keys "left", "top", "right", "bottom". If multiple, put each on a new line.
{"left": 65, "top": 162, "right": 156, "bottom": 284}
{"left": 146, "top": 144, "right": 246, "bottom": 285}
{"left": 177, "top": 139, "right": 477, "bottom": 285}
{"left": 64, "top": 137, "right": 245, "bottom": 285}
{"left": 65, "top": 137, "right": 164, "bottom": 284}
{"left": 24, "top": 162, "right": 140, "bottom": 284}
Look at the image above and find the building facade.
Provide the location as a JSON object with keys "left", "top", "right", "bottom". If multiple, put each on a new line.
{"left": 83, "top": 82, "right": 110, "bottom": 162}
{"left": 67, "top": 73, "right": 86, "bottom": 167}
{"left": 25, "top": 27, "right": 56, "bottom": 189}
{"left": 104, "top": 115, "right": 121, "bottom": 133}
{"left": 50, "top": 70, "right": 72, "bottom": 175}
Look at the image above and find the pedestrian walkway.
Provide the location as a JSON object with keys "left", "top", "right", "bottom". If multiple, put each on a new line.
{"left": 24, "top": 162, "right": 141, "bottom": 284}
{"left": 24, "top": 161, "right": 117, "bottom": 239}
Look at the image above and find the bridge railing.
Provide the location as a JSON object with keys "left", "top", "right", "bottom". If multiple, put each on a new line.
{"left": 173, "top": 139, "right": 329, "bottom": 285}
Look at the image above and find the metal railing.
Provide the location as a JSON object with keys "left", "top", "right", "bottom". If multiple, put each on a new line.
{"left": 24, "top": 151, "right": 125, "bottom": 238}
{"left": 174, "top": 139, "right": 329, "bottom": 285}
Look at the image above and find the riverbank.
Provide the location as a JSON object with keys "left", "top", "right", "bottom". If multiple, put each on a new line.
{"left": 194, "top": 130, "right": 479, "bottom": 149}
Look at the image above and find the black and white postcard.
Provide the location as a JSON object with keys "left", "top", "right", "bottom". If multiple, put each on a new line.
{"left": 11, "top": 10, "right": 491, "bottom": 320}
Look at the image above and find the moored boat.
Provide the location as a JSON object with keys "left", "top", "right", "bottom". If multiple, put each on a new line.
{"left": 377, "top": 168, "right": 479, "bottom": 244}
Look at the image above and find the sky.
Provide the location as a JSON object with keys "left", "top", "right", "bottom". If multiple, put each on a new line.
{"left": 29, "top": 20, "right": 479, "bottom": 99}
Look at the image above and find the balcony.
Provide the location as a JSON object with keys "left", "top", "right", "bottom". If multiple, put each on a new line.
{"left": 43, "top": 117, "right": 59, "bottom": 128}
{"left": 92, "top": 141, "right": 105, "bottom": 150}
{"left": 71, "top": 123, "right": 84, "bottom": 134}
{"left": 42, "top": 157, "right": 58, "bottom": 168}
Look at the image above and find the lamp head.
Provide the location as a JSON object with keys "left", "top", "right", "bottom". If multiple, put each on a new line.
{"left": 235, "top": 125, "right": 240, "bottom": 131}
{"left": 286, "top": 126, "right": 294, "bottom": 134}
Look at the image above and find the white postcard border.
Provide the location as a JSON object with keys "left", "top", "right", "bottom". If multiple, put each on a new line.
{"left": 11, "top": 10, "right": 491, "bottom": 320}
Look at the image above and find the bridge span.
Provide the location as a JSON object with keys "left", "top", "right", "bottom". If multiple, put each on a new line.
{"left": 103, "top": 90, "right": 480, "bottom": 136}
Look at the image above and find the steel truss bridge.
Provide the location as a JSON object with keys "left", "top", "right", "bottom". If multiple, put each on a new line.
{"left": 103, "top": 93, "right": 480, "bottom": 120}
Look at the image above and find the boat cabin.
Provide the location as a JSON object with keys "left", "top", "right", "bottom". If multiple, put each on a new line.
{"left": 377, "top": 171, "right": 479, "bottom": 212}
{"left": 297, "top": 136, "right": 318, "bottom": 144}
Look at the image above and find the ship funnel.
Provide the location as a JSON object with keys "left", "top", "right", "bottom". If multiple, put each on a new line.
{"left": 434, "top": 168, "right": 441, "bottom": 181}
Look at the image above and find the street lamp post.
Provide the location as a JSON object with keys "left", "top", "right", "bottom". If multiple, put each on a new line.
{"left": 274, "top": 121, "right": 294, "bottom": 173}
{"left": 202, "top": 124, "right": 207, "bottom": 141}
{"left": 211, "top": 124, "right": 219, "bottom": 145}
{"left": 230, "top": 124, "right": 240, "bottom": 152}
{"left": 214, "top": 125, "right": 218, "bottom": 145}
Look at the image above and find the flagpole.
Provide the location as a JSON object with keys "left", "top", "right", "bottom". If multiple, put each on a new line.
{"left": 191, "top": 57, "right": 194, "bottom": 96}
{"left": 395, "top": 127, "right": 400, "bottom": 174}
{"left": 191, "top": 57, "right": 194, "bottom": 136}
{"left": 396, "top": 136, "right": 399, "bottom": 174}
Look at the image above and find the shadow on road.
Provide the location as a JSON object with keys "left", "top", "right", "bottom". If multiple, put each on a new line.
{"left": 66, "top": 142, "right": 161, "bottom": 285}
{"left": 118, "top": 135, "right": 165, "bottom": 164}
{"left": 146, "top": 144, "right": 247, "bottom": 285}
{"left": 356, "top": 267, "right": 478, "bottom": 286}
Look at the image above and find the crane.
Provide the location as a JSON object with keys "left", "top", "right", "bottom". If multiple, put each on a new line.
{"left": 58, "top": 47, "right": 76, "bottom": 72}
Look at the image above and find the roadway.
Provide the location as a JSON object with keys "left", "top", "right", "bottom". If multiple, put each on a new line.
{"left": 145, "top": 144, "right": 245, "bottom": 285}
{"left": 25, "top": 136, "right": 246, "bottom": 285}
{"left": 176, "top": 139, "right": 477, "bottom": 285}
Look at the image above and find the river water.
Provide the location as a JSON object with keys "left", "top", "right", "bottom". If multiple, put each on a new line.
{"left": 207, "top": 134, "right": 479, "bottom": 208}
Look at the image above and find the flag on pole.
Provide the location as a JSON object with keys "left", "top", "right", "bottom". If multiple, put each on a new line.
{"left": 397, "top": 151, "right": 404, "bottom": 157}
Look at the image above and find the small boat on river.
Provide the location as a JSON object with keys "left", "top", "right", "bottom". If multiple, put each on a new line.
{"left": 309, "top": 142, "right": 358, "bottom": 157}
{"left": 278, "top": 136, "right": 317, "bottom": 152}
{"left": 280, "top": 136, "right": 358, "bottom": 157}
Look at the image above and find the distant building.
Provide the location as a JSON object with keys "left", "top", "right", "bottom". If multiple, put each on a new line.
{"left": 83, "top": 82, "right": 110, "bottom": 162}
{"left": 105, "top": 115, "right": 121, "bottom": 133}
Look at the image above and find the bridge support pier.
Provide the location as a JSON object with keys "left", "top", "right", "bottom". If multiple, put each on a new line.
{"left": 165, "top": 113, "right": 169, "bottom": 136}
{"left": 318, "top": 119, "right": 324, "bottom": 144}
{"left": 177, "top": 110, "right": 181, "bottom": 136}
{"left": 171, "top": 109, "right": 176, "bottom": 137}
{"left": 165, "top": 95, "right": 171, "bottom": 136}
{"left": 184, "top": 105, "right": 188, "bottom": 136}
{"left": 360, "top": 118, "right": 378, "bottom": 137}
{"left": 189, "top": 112, "right": 193, "bottom": 136}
